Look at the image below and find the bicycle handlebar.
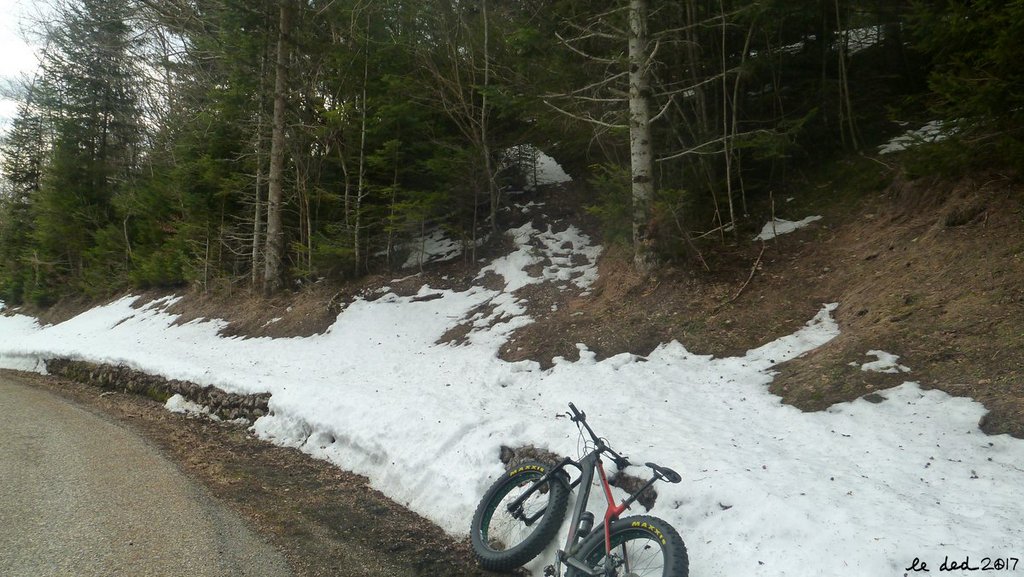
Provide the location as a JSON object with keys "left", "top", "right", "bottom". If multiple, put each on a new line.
{"left": 567, "top": 402, "right": 584, "bottom": 421}
{"left": 567, "top": 402, "right": 598, "bottom": 442}
{"left": 567, "top": 402, "right": 631, "bottom": 469}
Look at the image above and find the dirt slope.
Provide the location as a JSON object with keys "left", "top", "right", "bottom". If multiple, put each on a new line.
{"left": 772, "top": 172, "right": 1024, "bottom": 436}
{"left": 501, "top": 171, "right": 1024, "bottom": 437}
{"left": 50, "top": 167, "right": 1017, "bottom": 438}
{"left": 6, "top": 159, "right": 1021, "bottom": 577}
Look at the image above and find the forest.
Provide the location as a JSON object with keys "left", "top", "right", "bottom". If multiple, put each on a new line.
{"left": 0, "top": 0, "right": 1020, "bottom": 306}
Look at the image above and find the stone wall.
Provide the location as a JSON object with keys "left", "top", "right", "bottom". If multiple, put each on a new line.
{"left": 45, "top": 359, "right": 271, "bottom": 422}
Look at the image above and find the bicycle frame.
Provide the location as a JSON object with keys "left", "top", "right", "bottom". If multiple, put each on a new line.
{"left": 505, "top": 436, "right": 664, "bottom": 576}
{"left": 559, "top": 450, "right": 626, "bottom": 576}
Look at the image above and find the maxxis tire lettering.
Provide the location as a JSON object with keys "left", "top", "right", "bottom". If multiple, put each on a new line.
{"left": 566, "top": 515, "right": 689, "bottom": 577}
{"left": 630, "top": 520, "right": 667, "bottom": 545}
{"left": 509, "top": 464, "right": 546, "bottom": 477}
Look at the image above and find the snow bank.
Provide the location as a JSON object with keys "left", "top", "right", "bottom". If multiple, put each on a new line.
{"left": 2, "top": 215, "right": 1022, "bottom": 577}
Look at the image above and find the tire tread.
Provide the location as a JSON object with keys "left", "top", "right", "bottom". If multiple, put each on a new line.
{"left": 469, "top": 461, "right": 569, "bottom": 572}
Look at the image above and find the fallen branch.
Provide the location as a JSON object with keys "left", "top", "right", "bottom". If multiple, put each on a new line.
{"left": 716, "top": 242, "right": 765, "bottom": 312}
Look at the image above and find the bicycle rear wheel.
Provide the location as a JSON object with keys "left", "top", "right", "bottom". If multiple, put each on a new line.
{"left": 566, "top": 515, "right": 688, "bottom": 577}
{"left": 470, "top": 461, "right": 569, "bottom": 571}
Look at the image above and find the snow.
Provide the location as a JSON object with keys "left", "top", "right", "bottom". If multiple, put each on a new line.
{"left": 401, "top": 228, "right": 467, "bottom": 269}
{"left": 2, "top": 213, "right": 1022, "bottom": 577}
{"left": 860, "top": 350, "right": 912, "bottom": 374}
{"left": 750, "top": 26, "right": 880, "bottom": 59}
{"left": 393, "top": 145, "right": 572, "bottom": 271}
{"left": 0, "top": 351, "right": 47, "bottom": 373}
{"left": 165, "top": 393, "right": 216, "bottom": 418}
{"left": 754, "top": 215, "right": 823, "bottom": 241}
{"left": 503, "top": 145, "right": 572, "bottom": 189}
{"left": 477, "top": 221, "right": 601, "bottom": 293}
{"left": 879, "top": 120, "right": 954, "bottom": 154}
{"left": 845, "top": 25, "right": 882, "bottom": 55}
{"left": 515, "top": 200, "right": 546, "bottom": 214}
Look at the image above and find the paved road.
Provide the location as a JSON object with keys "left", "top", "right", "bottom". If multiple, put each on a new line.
{"left": 0, "top": 375, "right": 292, "bottom": 577}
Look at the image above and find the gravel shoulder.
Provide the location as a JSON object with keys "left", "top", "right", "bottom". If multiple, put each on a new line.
{"left": 1, "top": 370, "right": 499, "bottom": 577}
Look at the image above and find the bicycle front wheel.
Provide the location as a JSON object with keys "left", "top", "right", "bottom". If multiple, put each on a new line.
{"left": 566, "top": 515, "right": 688, "bottom": 577}
{"left": 470, "top": 460, "right": 569, "bottom": 571}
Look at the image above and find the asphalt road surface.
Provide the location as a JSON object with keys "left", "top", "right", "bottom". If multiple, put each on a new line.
{"left": 0, "top": 375, "right": 292, "bottom": 577}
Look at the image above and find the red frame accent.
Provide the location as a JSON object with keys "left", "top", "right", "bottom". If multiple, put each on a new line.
{"left": 595, "top": 458, "right": 628, "bottom": 554}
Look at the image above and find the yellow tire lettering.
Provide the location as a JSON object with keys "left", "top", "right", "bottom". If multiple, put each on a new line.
{"left": 629, "top": 520, "right": 667, "bottom": 545}
{"left": 508, "top": 465, "right": 545, "bottom": 477}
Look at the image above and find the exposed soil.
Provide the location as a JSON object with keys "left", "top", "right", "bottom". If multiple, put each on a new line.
{"left": 6, "top": 370, "right": 501, "bottom": 577}
{"left": 771, "top": 171, "right": 1024, "bottom": 437}
{"left": 7, "top": 157, "right": 1022, "bottom": 577}
{"left": 31, "top": 165, "right": 1018, "bottom": 439}
{"left": 500, "top": 169, "right": 1024, "bottom": 437}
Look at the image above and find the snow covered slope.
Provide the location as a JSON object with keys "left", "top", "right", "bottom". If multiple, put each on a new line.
{"left": 1, "top": 212, "right": 1021, "bottom": 577}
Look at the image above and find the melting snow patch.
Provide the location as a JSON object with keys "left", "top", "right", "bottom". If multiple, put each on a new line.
{"left": 476, "top": 222, "right": 601, "bottom": 292}
{"left": 165, "top": 393, "right": 218, "bottom": 420}
{"left": 515, "top": 201, "right": 546, "bottom": 214}
{"left": 754, "top": 215, "right": 823, "bottom": 241}
{"left": 861, "top": 350, "right": 911, "bottom": 373}
{"left": 402, "top": 228, "right": 467, "bottom": 269}
{"left": 879, "top": 120, "right": 955, "bottom": 154}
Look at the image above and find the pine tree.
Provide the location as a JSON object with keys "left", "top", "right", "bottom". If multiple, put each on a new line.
{"left": 0, "top": 99, "right": 47, "bottom": 302}
{"left": 27, "top": 0, "right": 143, "bottom": 298}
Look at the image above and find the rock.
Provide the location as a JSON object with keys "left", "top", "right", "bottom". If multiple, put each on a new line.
{"left": 44, "top": 358, "right": 271, "bottom": 422}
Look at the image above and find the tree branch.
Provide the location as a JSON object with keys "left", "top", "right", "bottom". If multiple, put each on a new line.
{"left": 543, "top": 99, "right": 627, "bottom": 129}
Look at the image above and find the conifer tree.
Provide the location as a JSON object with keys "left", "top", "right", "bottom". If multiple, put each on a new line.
{"left": 4, "top": 0, "right": 143, "bottom": 300}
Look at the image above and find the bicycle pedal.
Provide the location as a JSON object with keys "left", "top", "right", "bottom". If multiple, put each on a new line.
{"left": 543, "top": 565, "right": 556, "bottom": 576}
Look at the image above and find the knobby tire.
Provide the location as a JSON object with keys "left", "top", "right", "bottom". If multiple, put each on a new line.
{"left": 470, "top": 461, "right": 569, "bottom": 572}
{"left": 566, "top": 515, "right": 688, "bottom": 577}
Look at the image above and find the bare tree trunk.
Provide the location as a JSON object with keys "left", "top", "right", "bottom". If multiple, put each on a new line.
{"left": 251, "top": 10, "right": 271, "bottom": 291}
{"left": 719, "top": 0, "right": 737, "bottom": 237}
{"left": 262, "top": 0, "right": 291, "bottom": 296}
{"left": 481, "top": 0, "right": 499, "bottom": 232}
{"left": 629, "top": 0, "right": 656, "bottom": 273}
{"left": 354, "top": 23, "right": 369, "bottom": 277}
{"left": 252, "top": 80, "right": 266, "bottom": 288}
{"left": 725, "top": 9, "right": 756, "bottom": 234}
{"left": 685, "top": 0, "right": 721, "bottom": 235}
{"left": 252, "top": 149, "right": 264, "bottom": 287}
{"left": 295, "top": 161, "right": 311, "bottom": 273}
{"left": 385, "top": 136, "right": 400, "bottom": 270}
{"left": 834, "top": 0, "right": 860, "bottom": 151}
